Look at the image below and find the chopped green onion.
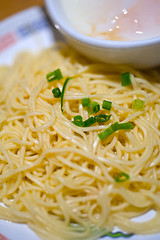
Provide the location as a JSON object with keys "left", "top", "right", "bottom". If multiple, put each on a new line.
{"left": 52, "top": 87, "right": 61, "bottom": 98}
{"left": 98, "top": 122, "right": 134, "bottom": 141}
{"left": 46, "top": 68, "right": 63, "bottom": 82}
{"left": 115, "top": 172, "right": 130, "bottom": 183}
{"left": 72, "top": 116, "right": 97, "bottom": 127}
{"left": 73, "top": 115, "right": 83, "bottom": 121}
{"left": 87, "top": 102, "right": 100, "bottom": 114}
{"left": 72, "top": 115, "right": 84, "bottom": 127}
{"left": 132, "top": 99, "right": 145, "bottom": 110}
{"left": 70, "top": 223, "right": 134, "bottom": 238}
{"left": 61, "top": 77, "right": 71, "bottom": 113}
{"left": 83, "top": 117, "right": 97, "bottom": 127}
{"left": 120, "top": 72, "right": 131, "bottom": 86}
{"left": 103, "top": 231, "right": 133, "bottom": 238}
{"left": 111, "top": 122, "right": 119, "bottom": 132}
{"left": 82, "top": 98, "right": 91, "bottom": 107}
{"left": 115, "top": 122, "right": 134, "bottom": 130}
{"left": 98, "top": 124, "right": 115, "bottom": 140}
{"left": 102, "top": 100, "right": 112, "bottom": 110}
{"left": 94, "top": 114, "right": 111, "bottom": 123}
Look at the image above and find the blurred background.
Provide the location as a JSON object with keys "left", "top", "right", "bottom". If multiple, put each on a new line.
{"left": 0, "top": 0, "right": 44, "bottom": 20}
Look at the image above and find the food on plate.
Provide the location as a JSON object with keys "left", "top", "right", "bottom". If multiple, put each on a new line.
{"left": 0, "top": 43, "right": 160, "bottom": 239}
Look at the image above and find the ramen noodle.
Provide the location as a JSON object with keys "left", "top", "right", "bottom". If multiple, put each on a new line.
{"left": 0, "top": 43, "right": 160, "bottom": 240}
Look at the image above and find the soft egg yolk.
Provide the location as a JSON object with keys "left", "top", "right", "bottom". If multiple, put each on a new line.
{"left": 89, "top": 0, "right": 160, "bottom": 41}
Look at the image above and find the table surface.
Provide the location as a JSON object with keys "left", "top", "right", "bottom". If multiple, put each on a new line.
{"left": 0, "top": 0, "right": 44, "bottom": 21}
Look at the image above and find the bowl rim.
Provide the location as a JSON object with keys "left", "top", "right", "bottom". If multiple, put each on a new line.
{"left": 45, "top": 0, "right": 160, "bottom": 49}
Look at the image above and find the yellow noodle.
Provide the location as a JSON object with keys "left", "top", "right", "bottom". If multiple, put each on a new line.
{"left": 0, "top": 43, "right": 160, "bottom": 240}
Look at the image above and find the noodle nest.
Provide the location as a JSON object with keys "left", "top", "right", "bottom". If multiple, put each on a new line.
{"left": 0, "top": 44, "right": 160, "bottom": 240}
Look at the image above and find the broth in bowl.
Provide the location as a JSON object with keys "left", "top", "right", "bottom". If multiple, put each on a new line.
{"left": 61, "top": 0, "right": 160, "bottom": 41}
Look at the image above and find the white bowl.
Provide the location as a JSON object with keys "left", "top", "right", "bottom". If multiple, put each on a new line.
{"left": 45, "top": 0, "right": 160, "bottom": 69}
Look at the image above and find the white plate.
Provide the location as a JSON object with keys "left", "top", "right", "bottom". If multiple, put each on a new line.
{"left": 0, "top": 6, "right": 159, "bottom": 240}
{"left": 0, "top": 6, "right": 63, "bottom": 65}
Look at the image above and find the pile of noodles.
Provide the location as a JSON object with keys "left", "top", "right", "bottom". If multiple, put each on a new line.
{"left": 0, "top": 43, "right": 160, "bottom": 240}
